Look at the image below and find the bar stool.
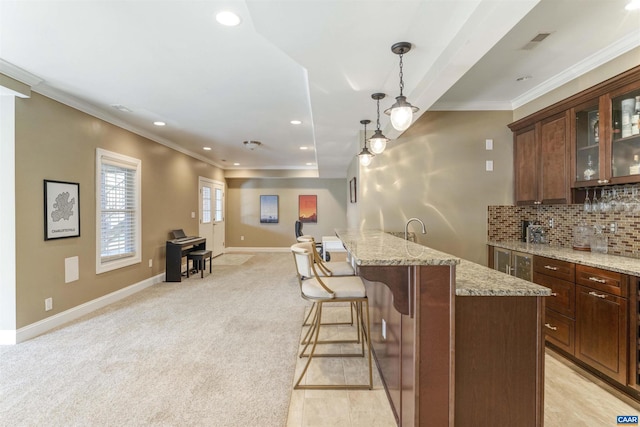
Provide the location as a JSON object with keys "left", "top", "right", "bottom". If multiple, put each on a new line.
{"left": 187, "top": 249, "right": 212, "bottom": 278}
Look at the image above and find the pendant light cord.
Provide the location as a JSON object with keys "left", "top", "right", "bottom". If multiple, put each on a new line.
{"left": 398, "top": 53, "right": 404, "bottom": 97}
{"left": 376, "top": 99, "right": 381, "bottom": 131}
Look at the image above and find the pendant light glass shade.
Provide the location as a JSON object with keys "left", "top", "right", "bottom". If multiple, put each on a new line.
{"left": 369, "top": 93, "right": 389, "bottom": 154}
{"left": 357, "top": 119, "right": 374, "bottom": 166}
{"left": 388, "top": 96, "right": 419, "bottom": 132}
{"left": 369, "top": 130, "right": 387, "bottom": 154}
{"left": 385, "top": 42, "right": 419, "bottom": 132}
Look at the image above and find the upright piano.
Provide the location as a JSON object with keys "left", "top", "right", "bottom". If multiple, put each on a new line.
{"left": 165, "top": 236, "right": 206, "bottom": 282}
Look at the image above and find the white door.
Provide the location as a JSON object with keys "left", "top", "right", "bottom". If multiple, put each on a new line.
{"left": 198, "top": 177, "right": 225, "bottom": 257}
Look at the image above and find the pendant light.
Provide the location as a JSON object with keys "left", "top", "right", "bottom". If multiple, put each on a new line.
{"left": 385, "top": 42, "right": 419, "bottom": 132}
{"left": 369, "top": 93, "right": 389, "bottom": 154}
{"left": 357, "top": 119, "right": 374, "bottom": 167}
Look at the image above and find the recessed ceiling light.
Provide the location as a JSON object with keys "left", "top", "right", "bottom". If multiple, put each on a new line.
{"left": 216, "top": 11, "right": 241, "bottom": 26}
{"left": 290, "top": 120, "right": 302, "bottom": 125}
{"left": 306, "top": 163, "right": 314, "bottom": 166}
{"left": 233, "top": 162, "right": 240, "bottom": 166}
{"left": 203, "top": 147, "right": 212, "bottom": 151}
{"left": 626, "top": 0, "right": 640, "bottom": 10}
{"left": 300, "top": 146, "right": 309, "bottom": 150}
{"left": 153, "top": 121, "right": 166, "bottom": 126}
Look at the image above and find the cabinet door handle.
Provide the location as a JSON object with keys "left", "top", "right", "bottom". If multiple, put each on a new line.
{"left": 544, "top": 323, "right": 558, "bottom": 331}
{"left": 549, "top": 292, "right": 558, "bottom": 297}
{"left": 544, "top": 265, "right": 558, "bottom": 271}
{"left": 588, "top": 291, "right": 607, "bottom": 299}
{"left": 588, "top": 276, "right": 607, "bottom": 284}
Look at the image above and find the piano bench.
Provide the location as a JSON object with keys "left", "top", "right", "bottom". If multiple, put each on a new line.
{"left": 186, "top": 250, "right": 212, "bottom": 278}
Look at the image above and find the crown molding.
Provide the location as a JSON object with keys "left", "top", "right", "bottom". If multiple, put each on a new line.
{"left": 429, "top": 100, "right": 514, "bottom": 111}
{"left": 512, "top": 30, "right": 640, "bottom": 109}
{"left": 31, "top": 83, "right": 225, "bottom": 169}
{"left": 0, "top": 59, "right": 43, "bottom": 87}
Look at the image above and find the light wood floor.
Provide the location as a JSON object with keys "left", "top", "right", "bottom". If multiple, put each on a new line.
{"left": 286, "top": 307, "right": 640, "bottom": 426}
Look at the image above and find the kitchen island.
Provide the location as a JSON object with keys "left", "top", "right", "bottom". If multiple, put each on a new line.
{"left": 335, "top": 229, "right": 550, "bottom": 427}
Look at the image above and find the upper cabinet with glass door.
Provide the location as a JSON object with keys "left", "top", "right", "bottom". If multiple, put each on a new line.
{"left": 610, "top": 87, "right": 640, "bottom": 181}
{"left": 572, "top": 76, "right": 640, "bottom": 188}
{"left": 574, "top": 100, "right": 602, "bottom": 185}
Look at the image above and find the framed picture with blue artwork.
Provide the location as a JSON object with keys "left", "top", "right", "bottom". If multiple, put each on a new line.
{"left": 44, "top": 179, "right": 80, "bottom": 240}
{"left": 260, "top": 195, "right": 279, "bottom": 223}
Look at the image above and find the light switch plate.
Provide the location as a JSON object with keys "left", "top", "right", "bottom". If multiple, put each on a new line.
{"left": 486, "top": 160, "right": 494, "bottom": 171}
{"left": 485, "top": 139, "right": 493, "bottom": 150}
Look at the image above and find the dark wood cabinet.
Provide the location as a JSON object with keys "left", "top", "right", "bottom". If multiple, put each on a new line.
{"left": 514, "top": 127, "right": 538, "bottom": 205}
{"left": 575, "top": 284, "right": 628, "bottom": 384}
{"left": 511, "top": 65, "right": 640, "bottom": 202}
{"left": 533, "top": 256, "right": 576, "bottom": 355}
{"left": 513, "top": 113, "right": 571, "bottom": 205}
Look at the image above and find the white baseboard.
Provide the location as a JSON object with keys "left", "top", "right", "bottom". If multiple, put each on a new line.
{"left": 225, "top": 247, "right": 289, "bottom": 253}
{"left": 0, "top": 272, "right": 165, "bottom": 345}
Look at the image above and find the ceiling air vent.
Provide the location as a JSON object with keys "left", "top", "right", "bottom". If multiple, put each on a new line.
{"left": 521, "top": 32, "right": 552, "bottom": 50}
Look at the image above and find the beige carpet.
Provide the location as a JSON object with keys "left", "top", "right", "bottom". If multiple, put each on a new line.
{"left": 211, "top": 254, "right": 253, "bottom": 266}
{"left": 0, "top": 252, "right": 305, "bottom": 426}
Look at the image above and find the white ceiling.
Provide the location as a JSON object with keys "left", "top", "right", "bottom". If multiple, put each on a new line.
{"left": 1, "top": 0, "right": 639, "bottom": 178}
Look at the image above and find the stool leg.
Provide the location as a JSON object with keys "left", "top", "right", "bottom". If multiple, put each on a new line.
{"left": 209, "top": 255, "right": 212, "bottom": 274}
{"left": 201, "top": 257, "right": 204, "bottom": 278}
{"left": 186, "top": 258, "right": 190, "bottom": 278}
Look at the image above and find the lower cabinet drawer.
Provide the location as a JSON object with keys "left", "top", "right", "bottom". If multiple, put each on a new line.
{"left": 544, "top": 309, "right": 575, "bottom": 355}
{"left": 534, "top": 272, "right": 575, "bottom": 317}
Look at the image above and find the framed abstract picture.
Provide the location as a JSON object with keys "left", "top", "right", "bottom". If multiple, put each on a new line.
{"left": 44, "top": 179, "right": 80, "bottom": 240}
{"left": 260, "top": 195, "right": 279, "bottom": 223}
{"left": 298, "top": 195, "right": 317, "bottom": 223}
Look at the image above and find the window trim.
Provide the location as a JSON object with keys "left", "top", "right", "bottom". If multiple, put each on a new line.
{"left": 95, "top": 148, "right": 142, "bottom": 274}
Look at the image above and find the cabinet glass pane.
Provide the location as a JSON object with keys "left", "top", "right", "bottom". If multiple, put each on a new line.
{"left": 611, "top": 90, "right": 640, "bottom": 178}
{"left": 494, "top": 248, "right": 510, "bottom": 275}
{"left": 575, "top": 104, "right": 600, "bottom": 182}
{"left": 512, "top": 253, "right": 532, "bottom": 281}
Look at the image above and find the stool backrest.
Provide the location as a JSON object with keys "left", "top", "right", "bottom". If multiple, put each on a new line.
{"left": 291, "top": 242, "right": 314, "bottom": 278}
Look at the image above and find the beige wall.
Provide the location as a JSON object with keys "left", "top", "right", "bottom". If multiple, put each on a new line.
{"left": 13, "top": 92, "right": 223, "bottom": 328}
{"left": 226, "top": 178, "right": 347, "bottom": 248}
{"left": 350, "top": 111, "right": 515, "bottom": 265}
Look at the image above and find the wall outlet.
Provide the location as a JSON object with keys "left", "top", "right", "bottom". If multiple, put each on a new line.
{"left": 485, "top": 160, "right": 493, "bottom": 171}
{"left": 485, "top": 139, "right": 493, "bottom": 150}
{"left": 148, "top": 259, "right": 153, "bottom": 268}
{"left": 240, "top": 235, "right": 244, "bottom": 241}
{"left": 381, "top": 318, "right": 387, "bottom": 340}
{"left": 45, "top": 297, "right": 53, "bottom": 311}
{"left": 610, "top": 222, "right": 618, "bottom": 233}
{"left": 549, "top": 218, "right": 554, "bottom": 228}
{"left": 191, "top": 212, "right": 195, "bottom": 218}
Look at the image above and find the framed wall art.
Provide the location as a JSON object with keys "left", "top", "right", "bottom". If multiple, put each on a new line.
{"left": 44, "top": 179, "right": 80, "bottom": 240}
{"left": 298, "top": 195, "right": 317, "bottom": 223}
{"left": 260, "top": 195, "right": 279, "bottom": 223}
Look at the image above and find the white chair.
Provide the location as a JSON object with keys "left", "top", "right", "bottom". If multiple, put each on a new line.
{"left": 291, "top": 242, "right": 373, "bottom": 390}
{"left": 296, "top": 235, "right": 354, "bottom": 277}
{"left": 296, "top": 235, "right": 356, "bottom": 335}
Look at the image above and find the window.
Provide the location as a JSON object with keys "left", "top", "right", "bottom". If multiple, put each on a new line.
{"left": 214, "top": 188, "right": 223, "bottom": 222}
{"left": 96, "top": 149, "right": 141, "bottom": 273}
{"left": 202, "top": 186, "right": 212, "bottom": 224}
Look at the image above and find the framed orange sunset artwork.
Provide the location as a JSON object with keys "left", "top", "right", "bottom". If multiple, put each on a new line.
{"left": 298, "top": 195, "right": 317, "bottom": 223}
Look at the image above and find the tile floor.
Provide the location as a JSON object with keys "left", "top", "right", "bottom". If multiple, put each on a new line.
{"left": 285, "top": 306, "right": 640, "bottom": 426}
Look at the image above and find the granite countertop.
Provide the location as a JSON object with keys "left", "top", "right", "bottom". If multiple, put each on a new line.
{"left": 335, "top": 229, "right": 460, "bottom": 267}
{"left": 488, "top": 241, "right": 640, "bottom": 276}
{"left": 334, "top": 229, "right": 550, "bottom": 297}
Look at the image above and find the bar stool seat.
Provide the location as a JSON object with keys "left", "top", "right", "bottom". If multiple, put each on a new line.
{"left": 187, "top": 250, "right": 212, "bottom": 278}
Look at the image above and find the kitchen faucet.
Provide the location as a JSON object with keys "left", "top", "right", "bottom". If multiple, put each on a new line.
{"left": 405, "top": 217, "right": 427, "bottom": 241}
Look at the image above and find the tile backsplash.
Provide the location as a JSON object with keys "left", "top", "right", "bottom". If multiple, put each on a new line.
{"left": 488, "top": 204, "right": 640, "bottom": 259}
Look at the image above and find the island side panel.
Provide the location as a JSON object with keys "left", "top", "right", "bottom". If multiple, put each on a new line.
{"left": 364, "top": 278, "right": 402, "bottom": 424}
{"left": 455, "top": 296, "right": 545, "bottom": 427}
{"left": 415, "top": 265, "right": 456, "bottom": 427}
